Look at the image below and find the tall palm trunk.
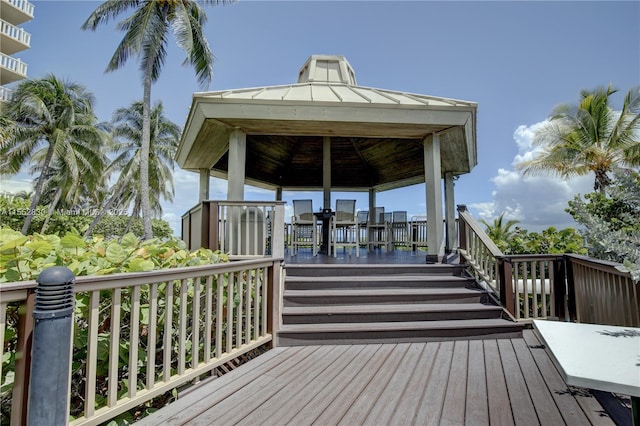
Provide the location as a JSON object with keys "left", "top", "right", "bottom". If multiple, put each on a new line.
{"left": 40, "top": 188, "right": 63, "bottom": 234}
{"left": 22, "top": 145, "right": 55, "bottom": 234}
{"left": 140, "top": 61, "right": 154, "bottom": 239}
{"left": 84, "top": 178, "right": 129, "bottom": 237}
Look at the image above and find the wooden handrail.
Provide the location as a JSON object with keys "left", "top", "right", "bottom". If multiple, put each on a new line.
{"left": 1, "top": 257, "right": 283, "bottom": 425}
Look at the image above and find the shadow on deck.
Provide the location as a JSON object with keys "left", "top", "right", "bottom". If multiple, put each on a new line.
{"left": 138, "top": 330, "right": 629, "bottom": 425}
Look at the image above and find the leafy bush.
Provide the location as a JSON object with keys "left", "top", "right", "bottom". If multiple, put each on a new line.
{"left": 1, "top": 227, "right": 227, "bottom": 424}
{"left": 567, "top": 169, "right": 640, "bottom": 281}
{"left": 0, "top": 196, "right": 173, "bottom": 239}
{"left": 506, "top": 226, "right": 586, "bottom": 255}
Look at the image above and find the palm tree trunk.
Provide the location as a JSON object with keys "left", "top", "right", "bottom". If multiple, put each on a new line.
{"left": 40, "top": 188, "right": 63, "bottom": 234}
{"left": 22, "top": 145, "right": 55, "bottom": 235}
{"left": 140, "top": 61, "right": 154, "bottom": 240}
{"left": 84, "top": 178, "right": 128, "bottom": 237}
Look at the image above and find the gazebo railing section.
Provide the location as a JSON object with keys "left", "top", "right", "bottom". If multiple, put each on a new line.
{"left": 1, "top": 258, "right": 282, "bottom": 426}
{"left": 182, "top": 201, "right": 285, "bottom": 259}
{"left": 457, "top": 205, "right": 638, "bottom": 327}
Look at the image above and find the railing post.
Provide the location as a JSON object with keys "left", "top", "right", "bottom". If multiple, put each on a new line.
{"left": 564, "top": 255, "right": 577, "bottom": 322}
{"left": 498, "top": 257, "right": 515, "bottom": 317}
{"left": 456, "top": 205, "right": 468, "bottom": 264}
{"left": 271, "top": 204, "right": 285, "bottom": 258}
{"left": 10, "top": 289, "right": 35, "bottom": 426}
{"left": 267, "top": 261, "right": 282, "bottom": 348}
{"left": 27, "top": 267, "right": 75, "bottom": 426}
{"left": 209, "top": 201, "right": 220, "bottom": 252}
{"left": 552, "top": 256, "right": 567, "bottom": 321}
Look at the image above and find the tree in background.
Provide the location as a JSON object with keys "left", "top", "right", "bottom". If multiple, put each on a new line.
{"left": 85, "top": 100, "right": 180, "bottom": 237}
{"left": 517, "top": 85, "right": 640, "bottom": 193}
{"left": 82, "top": 0, "right": 227, "bottom": 239}
{"left": 567, "top": 168, "right": 640, "bottom": 281}
{"left": 480, "top": 212, "right": 520, "bottom": 252}
{"left": 0, "top": 75, "right": 109, "bottom": 234}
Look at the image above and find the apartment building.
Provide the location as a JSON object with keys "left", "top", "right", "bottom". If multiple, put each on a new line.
{"left": 1, "top": 0, "right": 34, "bottom": 102}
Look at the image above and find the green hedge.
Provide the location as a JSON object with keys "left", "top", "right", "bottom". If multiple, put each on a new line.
{"left": 0, "top": 196, "right": 173, "bottom": 239}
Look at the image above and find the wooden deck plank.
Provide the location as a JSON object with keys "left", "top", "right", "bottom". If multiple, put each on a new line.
{"left": 523, "top": 329, "right": 617, "bottom": 426}
{"left": 235, "top": 344, "right": 351, "bottom": 425}
{"left": 465, "top": 340, "right": 489, "bottom": 425}
{"left": 140, "top": 331, "right": 620, "bottom": 426}
{"left": 153, "top": 346, "right": 317, "bottom": 425}
{"left": 194, "top": 345, "right": 333, "bottom": 425}
{"left": 511, "top": 337, "right": 567, "bottom": 425}
{"left": 287, "top": 344, "right": 382, "bottom": 425}
{"left": 311, "top": 344, "right": 396, "bottom": 424}
{"left": 338, "top": 343, "right": 411, "bottom": 425}
{"left": 497, "top": 338, "right": 539, "bottom": 426}
{"left": 361, "top": 342, "right": 425, "bottom": 425}
{"left": 135, "top": 346, "right": 295, "bottom": 425}
{"left": 390, "top": 342, "right": 440, "bottom": 425}
{"left": 414, "top": 340, "right": 454, "bottom": 425}
{"left": 440, "top": 340, "right": 469, "bottom": 425}
{"left": 258, "top": 344, "right": 369, "bottom": 426}
{"left": 483, "top": 339, "right": 515, "bottom": 426}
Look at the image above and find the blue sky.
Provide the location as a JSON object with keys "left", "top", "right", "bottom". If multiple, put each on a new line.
{"left": 2, "top": 0, "right": 639, "bottom": 235}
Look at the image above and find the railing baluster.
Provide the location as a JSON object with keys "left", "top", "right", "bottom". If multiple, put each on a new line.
{"left": 204, "top": 276, "right": 213, "bottom": 362}
{"left": 178, "top": 279, "right": 188, "bottom": 375}
{"left": 147, "top": 283, "right": 158, "bottom": 389}
{"left": 108, "top": 288, "right": 122, "bottom": 406}
{"left": 129, "top": 285, "right": 141, "bottom": 398}
{"left": 226, "top": 272, "right": 234, "bottom": 354}
{"left": 84, "top": 290, "right": 100, "bottom": 418}
{"left": 245, "top": 268, "right": 252, "bottom": 344}
{"left": 192, "top": 277, "right": 201, "bottom": 370}
{"left": 163, "top": 281, "right": 173, "bottom": 383}
{"left": 216, "top": 274, "right": 223, "bottom": 359}
{"left": 236, "top": 269, "right": 243, "bottom": 349}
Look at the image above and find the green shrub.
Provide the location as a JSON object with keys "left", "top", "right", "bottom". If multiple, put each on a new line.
{"left": 0, "top": 196, "right": 174, "bottom": 239}
{"left": 1, "top": 227, "right": 227, "bottom": 423}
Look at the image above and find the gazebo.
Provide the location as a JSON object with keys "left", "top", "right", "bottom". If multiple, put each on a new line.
{"left": 177, "top": 55, "right": 478, "bottom": 261}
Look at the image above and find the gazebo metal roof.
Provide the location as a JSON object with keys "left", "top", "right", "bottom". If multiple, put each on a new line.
{"left": 177, "top": 54, "right": 478, "bottom": 191}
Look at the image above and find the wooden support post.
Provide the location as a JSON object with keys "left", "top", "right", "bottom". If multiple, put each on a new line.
{"left": 11, "top": 290, "right": 35, "bottom": 426}
{"left": 498, "top": 258, "right": 515, "bottom": 317}
{"left": 267, "top": 262, "right": 282, "bottom": 348}
{"left": 564, "top": 255, "right": 577, "bottom": 322}
{"left": 552, "top": 256, "right": 567, "bottom": 321}
{"left": 457, "top": 205, "right": 468, "bottom": 264}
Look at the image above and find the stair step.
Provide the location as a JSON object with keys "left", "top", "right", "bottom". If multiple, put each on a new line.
{"left": 283, "top": 287, "right": 487, "bottom": 306}
{"left": 285, "top": 264, "right": 466, "bottom": 278}
{"left": 277, "top": 318, "right": 524, "bottom": 346}
{"left": 285, "top": 274, "right": 475, "bottom": 290}
{"left": 282, "top": 303, "right": 504, "bottom": 324}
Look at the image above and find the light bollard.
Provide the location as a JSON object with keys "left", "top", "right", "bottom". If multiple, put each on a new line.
{"left": 27, "top": 266, "right": 75, "bottom": 426}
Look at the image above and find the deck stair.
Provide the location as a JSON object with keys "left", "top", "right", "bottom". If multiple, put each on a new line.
{"left": 278, "top": 264, "right": 523, "bottom": 346}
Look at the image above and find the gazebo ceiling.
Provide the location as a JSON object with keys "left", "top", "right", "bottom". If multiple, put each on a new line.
{"left": 177, "top": 55, "right": 478, "bottom": 191}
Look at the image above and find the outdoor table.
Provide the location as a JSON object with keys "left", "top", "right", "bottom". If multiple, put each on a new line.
{"left": 532, "top": 320, "right": 640, "bottom": 425}
{"left": 313, "top": 209, "right": 334, "bottom": 255}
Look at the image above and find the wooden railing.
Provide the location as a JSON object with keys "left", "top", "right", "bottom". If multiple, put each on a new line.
{"left": 1, "top": 258, "right": 283, "bottom": 426}
{"left": 457, "top": 205, "right": 638, "bottom": 326}
{"left": 566, "top": 254, "right": 639, "bottom": 326}
{"left": 181, "top": 201, "right": 285, "bottom": 259}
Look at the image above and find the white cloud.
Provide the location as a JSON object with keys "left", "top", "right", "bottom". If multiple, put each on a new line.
{"left": 0, "top": 175, "right": 34, "bottom": 195}
{"left": 470, "top": 122, "right": 593, "bottom": 232}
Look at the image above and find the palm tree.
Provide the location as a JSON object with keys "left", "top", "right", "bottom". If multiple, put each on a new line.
{"left": 35, "top": 155, "right": 107, "bottom": 233}
{"left": 82, "top": 0, "right": 226, "bottom": 239}
{"left": 480, "top": 212, "right": 520, "bottom": 251}
{"left": 85, "top": 100, "right": 179, "bottom": 237}
{"left": 0, "top": 75, "right": 109, "bottom": 234}
{"left": 517, "top": 85, "right": 640, "bottom": 193}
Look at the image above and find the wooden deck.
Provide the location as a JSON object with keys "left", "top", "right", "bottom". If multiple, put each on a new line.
{"left": 138, "top": 330, "right": 626, "bottom": 425}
